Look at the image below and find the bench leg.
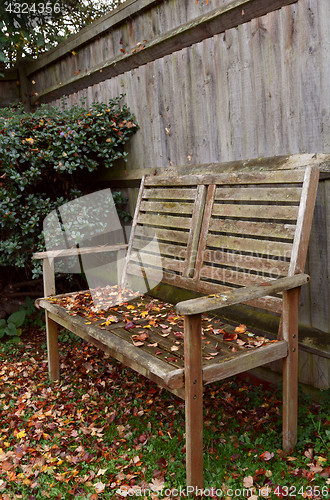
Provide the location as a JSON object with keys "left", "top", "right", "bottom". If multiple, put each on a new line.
{"left": 46, "top": 312, "right": 60, "bottom": 381}
{"left": 282, "top": 287, "right": 300, "bottom": 451}
{"left": 184, "top": 313, "right": 203, "bottom": 490}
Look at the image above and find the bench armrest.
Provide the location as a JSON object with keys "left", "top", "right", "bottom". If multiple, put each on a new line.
{"left": 175, "top": 274, "right": 310, "bottom": 316}
{"left": 33, "top": 243, "right": 128, "bottom": 260}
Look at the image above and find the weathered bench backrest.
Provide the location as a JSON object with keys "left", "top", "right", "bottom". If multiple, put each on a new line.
{"left": 122, "top": 167, "right": 319, "bottom": 317}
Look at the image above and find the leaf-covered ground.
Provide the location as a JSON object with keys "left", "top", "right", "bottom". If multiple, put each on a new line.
{"left": 0, "top": 326, "right": 330, "bottom": 500}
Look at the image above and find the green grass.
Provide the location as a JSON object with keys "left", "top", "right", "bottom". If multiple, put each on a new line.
{"left": 0, "top": 329, "right": 329, "bottom": 499}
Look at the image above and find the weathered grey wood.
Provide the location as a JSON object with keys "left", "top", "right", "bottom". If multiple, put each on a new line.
{"left": 214, "top": 186, "right": 302, "bottom": 202}
{"left": 42, "top": 258, "right": 59, "bottom": 381}
{"left": 183, "top": 185, "right": 207, "bottom": 278}
{"left": 135, "top": 225, "right": 190, "bottom": 244}
{"left": 140, "top": 200, "right": 194, "bottom": 214}
{"left": 208, "top": 219, "right": 296, "bottom": 239}
{"left": 28, "top": 0, "right": 298, "bottom": 105}
{"left": 202, "top": 250, "right": 290, "bottom": 276}
{"left": 184, "top": 314, "right": 203, "bottom": 489}
{"left": 289, "top": 166, "right": 320, "bottom": 274}
{"left": 142, "top": 187, "right": 197, "bottom": 200}
{"left": 202, "top": 340, "right": 288, "bottom": 385}
{"left": 212, "top": 203, "right": 300, "bottom": 220}
{"left": 206, "top": 234, "right": 293, "bottom": 259}
{"left": 282, "top": 287, "right": 300, "bottom": 450}
{"left": 137, "top": 213, "right": 192, "bottom": 229}
{"left": 46, "top": 316, "right": 60, "bottom": 381}
{"left": 121, "top": 176, "right": 146, "bottom": 288}
{"left": 176, "top": 274, "right": 310, "bottom": 315}
{"left": 33, "top": 243, "right": 128, "bottom": 260}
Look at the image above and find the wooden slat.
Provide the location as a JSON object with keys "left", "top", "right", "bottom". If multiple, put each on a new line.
{"left": 289, "top": 166, "right": 320, "bottom": 274}
{"left": 194, "top": 184, "right": 216, "bottom": 280}
{"left": 135, "top": 226, "right": 190, "bottom": 244}
{"left": 183, "top": 185, "right": 207, "bottom": 278}
{"left": 128, "top": 254, "right": 183, "bottom": 273}
{"left": 33, "top": 243, "right": 128, "bottom": 260}
{"left": 202, "top": 341, "right": 288, "bottom": 385}
{"left": 243, "top": 296, "right": 283, "bottom": 314}
{"left": 132, "top": 239, "right": 187, "bottom": 258}
{"left": 175, "top": 274, "right": 310, "bottom": 315}
{"left": 200, "top": 265, "right": 282, "bottom": 287}
{"left": 144, "top": 169, "right": 305, "bottom": 187}
{"left": 212, "top": 203, "right": 300, "bottom": 220}
{"left": 208, "top": 219, "right": 296, "bottom": 239}
{"left": 142, "top": 188, "right": 197, "bottom": 200}
{"left": 140, "top": 200, "right": 194, "bottom": 214}
{"left": 137, "top": 213, "right": 192, "bottom": 229}
{"left": 214, "top": 187, "right": 302, "bottom": 202}
{"left": 158, "top": 272, "right": 283, "bottom": 313}
{"left": 206, "top": 234, "right": 293, "bottom": 259}
{"left": 202, "top": 250, "right": 290, "bottom": 276}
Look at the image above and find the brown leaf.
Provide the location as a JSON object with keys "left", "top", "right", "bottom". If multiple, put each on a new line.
{"left": 2, "top": 461, "right": 13, "bottom": 471}
{"left": 235, "top": 324, "right": 247, "bottom": 334}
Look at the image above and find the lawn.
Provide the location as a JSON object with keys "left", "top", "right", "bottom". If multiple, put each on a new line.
{"left": 0, "top": 325, "right": 329, "bottom": 500}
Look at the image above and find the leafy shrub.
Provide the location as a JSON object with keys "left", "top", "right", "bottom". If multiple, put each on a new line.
{"left": 0, "top": 97, "right": 138, "bottom": 278}
{"left": 0, "top": 309, "right": 26, "bottom": 343}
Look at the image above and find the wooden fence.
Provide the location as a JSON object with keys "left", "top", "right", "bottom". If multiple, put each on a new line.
{"left": 1, "top": 0, "right": 330, "bottom": 393}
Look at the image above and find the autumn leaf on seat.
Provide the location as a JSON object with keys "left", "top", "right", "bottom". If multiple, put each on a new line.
{"left": 223, "top": 331, "right": 238, "bottom": 341}
{"left": 235, "top": 324, "right": 247, "bottom": 334}
{"left": 132, "top": 332, "right": 149, "bottom": 341}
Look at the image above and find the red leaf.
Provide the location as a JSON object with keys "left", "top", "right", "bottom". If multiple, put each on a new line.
{"left": 125, "top": 321, "right": 136, "bottom": 330}
{"left": 223, "top": 332, "right": 238, "bottom": 341}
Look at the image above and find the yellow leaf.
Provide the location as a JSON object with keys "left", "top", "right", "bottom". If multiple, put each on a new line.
{"left": 16, "top": 430, "right": 26, "bottom": 439}
{"left": 127, "top": 305, "right": 135, "bottom": 310}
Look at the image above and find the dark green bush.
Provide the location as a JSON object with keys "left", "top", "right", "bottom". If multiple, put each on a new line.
{"left": 0, "top": 97, "right": 138, "bottom": 278}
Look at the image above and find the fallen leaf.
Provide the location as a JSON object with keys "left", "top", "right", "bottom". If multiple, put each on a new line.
{"left": 235, "top": 324, "right": 247, "bottom": 334}
{"left": 94, "top": 481, "right": 106, "bottom": 493}
{"left": 223, "top": 332, "right": 238, "bottom": 341}
{"left": 243, "top": 475, "right": 253, "bottom": 488}
{"left": 259, "top": 451, "right": 274, "bottom": 461}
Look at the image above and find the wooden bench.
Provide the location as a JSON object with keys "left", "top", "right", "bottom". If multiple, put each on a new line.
{"left": 34, "top": 160, "right": 319, "bottom": 489}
